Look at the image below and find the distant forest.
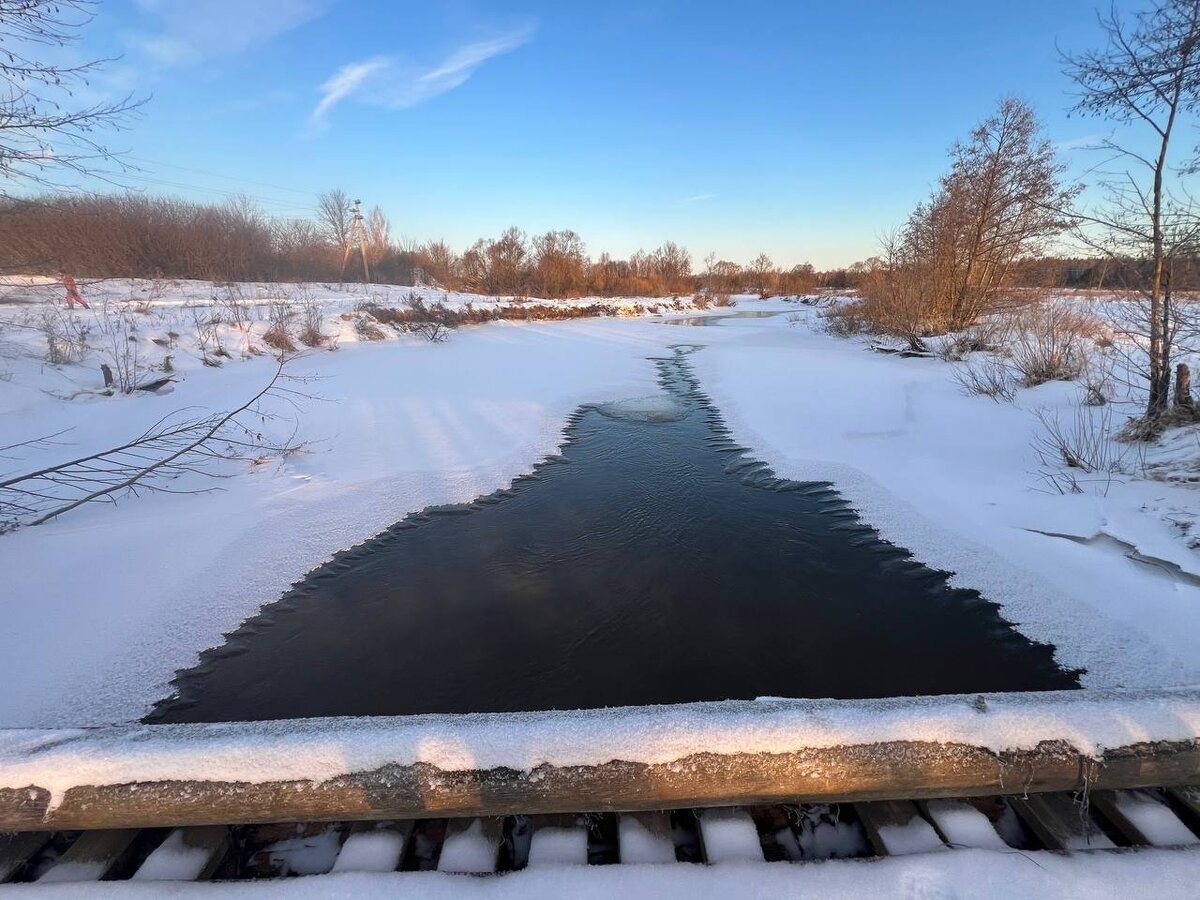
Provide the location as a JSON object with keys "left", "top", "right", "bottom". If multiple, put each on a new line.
{"left": 0, "top": 192, "right": 1191, "bottom": 298}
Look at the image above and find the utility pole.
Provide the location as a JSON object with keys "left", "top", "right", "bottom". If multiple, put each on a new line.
{"left": 341, "top": 198, "right": 371, "bottom": 283}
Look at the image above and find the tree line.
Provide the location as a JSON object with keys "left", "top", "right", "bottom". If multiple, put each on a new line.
{"left": 0, "top": 190, "right": 826, "bottom": 299}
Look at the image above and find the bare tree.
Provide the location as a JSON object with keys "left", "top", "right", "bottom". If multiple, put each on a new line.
{"left": 852, "top": 97, "right": 1075, "bottom": 346}
{"left": 365, "top": 204, "right": 390, "bottom": 267}
{"left": 316, "top": 189, "right": 352, "bottom": 255}
{"left": 749, "top": 252, "right": 778, "bottom": 297}
{"left": 0, "top": 0, "right": 144, "bottom": 196}
{"left": 1062, "top": 0, "right": 1200, "bottom": 420}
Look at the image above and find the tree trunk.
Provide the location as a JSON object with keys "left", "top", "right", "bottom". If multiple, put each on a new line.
{"left": 1175, "top": 363, "right": 1193, "bottom": 409}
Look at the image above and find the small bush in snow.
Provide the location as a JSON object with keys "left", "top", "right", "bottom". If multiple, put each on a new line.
{"left": 95, "top": 304, "right": 146, "bottom": 393}
{"left": 262, "top": 301, "right": 297, "bottom": 353}
{"left": 1009, "top": 302, "right": 1096, "bottom": 387}
{"left": 953, "top": 356, "right": 1017, "bottom": 403}
{"left": 353, "top": 316, "right": 386, "bottom": 341}
{"left": 40, "top": 307, "right": 89, "bottom": 365}
{"left": 298, "top": 298, "right": 326, "bottom": 348}
{"left": 1033, "top": 404, "right": 1142, "bottom": 495}
{"left": 1079, "top": 353, "right": 1115, "bottom": 406}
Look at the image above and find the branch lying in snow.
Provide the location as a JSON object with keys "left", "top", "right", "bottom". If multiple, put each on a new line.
{"left": 0, "top": 361, "right": 309, "bottom": 531}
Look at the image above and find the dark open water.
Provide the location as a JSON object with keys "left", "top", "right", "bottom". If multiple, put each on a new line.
{"left": 149, "top": 339, "right": 1078, "bottom": 723}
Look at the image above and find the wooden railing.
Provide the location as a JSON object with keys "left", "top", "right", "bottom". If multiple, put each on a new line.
{"left": 1, "top": 688, "right": 1197, "bottom": 832}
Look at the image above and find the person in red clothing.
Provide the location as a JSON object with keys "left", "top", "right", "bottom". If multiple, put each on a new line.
{"left": 58, "top": 271, "right": 89, "bottom": 309}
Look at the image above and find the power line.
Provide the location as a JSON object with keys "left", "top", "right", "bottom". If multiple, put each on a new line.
{"left": 107, "top": 171, "right": 319, "bottom": 215}
{"left": 123, "top": 155, "right": 322, "bottom": 199}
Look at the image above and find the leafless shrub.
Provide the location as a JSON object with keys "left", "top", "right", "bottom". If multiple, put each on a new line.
{"left": 353, "top": 315, "right": 386, "bottom": 341}
{"left": 820, "top": 301, "right": 872, "bottom": 337}
{"left": 262, "top": 301, "right": 297, "bottom": 353}
{"left": 403, "top": 293, "right": 454, "bottom": 343}
{"left": 298, "top": 298, "right": 327, "bottom": 347}
{"left": 189, "top": 302, "right": 228, "bottom": 367}
{"left": 94, "top": 304, "right": 145, "bottom": 393}
{"left": 954, "top": 356, "right": 1017, "bottom": 402}
{"left": 1009, "top": 302, "right": 1097, "bottom": 386}
{"left": 217, "top": 284, "right": 251, "bottom": 331}
{"left": 40, "top": 308, "right": 90, "bottom": 365}
{"left": 938, "top": 316, "right": 1013, "bottom": 361}
{"left": 1079, "top": 352, "right": 1116, "bottom": 406}
{"left": 1032, "top": 404, "right": 1142, "bottom": 495}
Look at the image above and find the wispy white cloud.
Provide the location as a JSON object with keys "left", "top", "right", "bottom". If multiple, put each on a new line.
{"left": 131, "top": 0, "right": 333, "bottom": 66}
{"left": 311, "top": 57, "right": 391, "bottom": 126}
{"left": 307, "top": 23, "right": 537, "bottom": 130}
{"left": 682, "top": 193, "right": 716, "bottom": 203}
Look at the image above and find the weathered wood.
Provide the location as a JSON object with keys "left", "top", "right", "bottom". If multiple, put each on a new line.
{"left": 1010, "top": 793, "right": 1116, "bottom": 851}
{"left": 37, "top": 829, "right": 141, "bottom": 882}
{"left": 920, "top": 799, "right": 1009, "bottom": 850}
{"left": 1, "top": 738, "right": 1194, "bottom": 834}
{"left": 131, "top": 826, "right": 231, "bottom": 881}
{"left": 0, "top": 831, "right": 51, "bottom": 882}
{"left": 1092, "top": 790, "right": 1199, "bottom": 847}
{"left": 1, "top": 690, "right": 1197, "bottom": 833}
{"left": 1175, "top": 363, "right": 1193, "bottom": 409}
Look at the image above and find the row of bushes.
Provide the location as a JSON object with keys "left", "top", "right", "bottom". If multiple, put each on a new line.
{"left": 0, "top": 195, "right": 827, "bottom": 299}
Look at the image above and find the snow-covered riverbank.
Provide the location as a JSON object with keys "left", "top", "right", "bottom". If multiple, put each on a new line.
{"left": 0, "top": 282, "right": 1197, "bottom": 727}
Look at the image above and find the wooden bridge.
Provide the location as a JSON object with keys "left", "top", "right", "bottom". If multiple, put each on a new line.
{"left": 1, "top": 688, "right": 1198, "bottom": 884}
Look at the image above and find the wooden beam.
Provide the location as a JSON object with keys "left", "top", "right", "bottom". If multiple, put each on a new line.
{"left": 1010, "top": 793, "right": 1116, "bottom": 851}
{"left": 0, "top": 832, "right": 50, "bottom": 882}
{"left": 0, "top": 690, "right": 1197, "bottom": 832}
{"left": 0, "top": 737, "right": 1194, "bottom": 833}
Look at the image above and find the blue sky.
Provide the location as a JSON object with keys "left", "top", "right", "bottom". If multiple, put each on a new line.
{"left": 74, "top": 0, "right": 1134, "bottom": 268}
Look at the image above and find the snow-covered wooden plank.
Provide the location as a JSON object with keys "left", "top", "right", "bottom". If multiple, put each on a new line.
{"left": 697, "top": 808, "right": 764, "bottom": 863}
{"left": 1167, "top": 786, "right": 1200, "bottom": 825}
{"left": 331, "top": 822, "right": 411, "bottom": 873}
{"left": 526, "top": 814, "right": 588, "bottom": 869}
{"left": 856, "top": 801, "right": 945, "bottom": 856}
{"left": 1010, "top": 793, "right": 1116, "bottom": 851}
{"left": 921, "top": 799, "right": 1009, "bottom": 850}
{"left": 747, "top": 806, "right": 803, "bottom": 861}
{"left": 1, "top": 689, "right": 1197, "bottom": 831}
{"left": 131, "top": 826, "right": 230, "bottom": 881}
{"left": 1090, "top": 790, "right": 1199, "bottom": 847}
{"left": 437, "top": 818, "right": 502, "bottom": 873}
{"left": 617, "top": 812, "right": 676, "bottom": 864}
{"left": 0, "top": 831, "right": 51, "bottom": 882}
{"left": 36, "top": 829, "right": 140, "bottom": 883}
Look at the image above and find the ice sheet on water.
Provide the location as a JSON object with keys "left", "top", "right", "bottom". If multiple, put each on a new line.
{"left": 594, "top": 395, "right": 687, "bottom": 422}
